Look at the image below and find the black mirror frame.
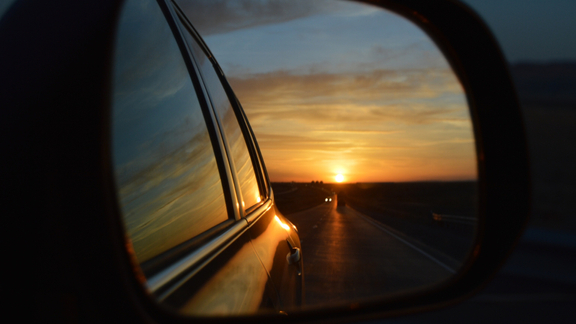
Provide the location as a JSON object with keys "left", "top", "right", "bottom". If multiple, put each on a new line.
{"left": 0, "top": 0, "right": 529, "bottom": 323}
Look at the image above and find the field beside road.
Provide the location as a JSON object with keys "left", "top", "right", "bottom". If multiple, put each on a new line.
{"left": 341, "top": 181, "right": 478, "bottom": 262}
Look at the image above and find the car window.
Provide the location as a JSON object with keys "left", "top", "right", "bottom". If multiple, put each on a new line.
{"left": 110, "top": 0, "right": 229, "bottom": 264}
{"left": 181, "top": 27, "right": 263, "bottom": 212}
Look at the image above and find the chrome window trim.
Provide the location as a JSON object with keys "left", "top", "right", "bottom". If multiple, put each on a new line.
{"left": 146, "top": 219, "right": 249, "bottom": 300}
{"left": 245, "top": 191, "right": 274, "bottom": 224}
{"left": 165, "top": 1, "right": 242, "bottom": 221}
{"left": 228, "top": 90, "right": 271, "bottom": 199}
{"left": 170, "top": 3, "right": 249, "bottom": 218}
{"left": 147, "top": 191, "right": 273, "bottom": 300}
{"left": 171, "top": 0, "right": 270, "bottom": 205}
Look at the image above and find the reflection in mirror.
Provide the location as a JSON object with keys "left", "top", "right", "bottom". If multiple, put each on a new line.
{"left": 112, "top": 0, "right": 478, "bottom": 317}
{"left": 181, "top": 0, "right": 477, "bottom": 309}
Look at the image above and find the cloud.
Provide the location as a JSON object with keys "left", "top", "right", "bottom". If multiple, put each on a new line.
{"left": 228, "top": 68, "right": 467, "bottom": 126}
{"left": 176, "top": 0, "right": 342, "bottom": 36}
{"left": 313, "top": 130, "right": 401, "bottom": 135}
{"left": 224, "top": 68, "right": 475, "bottom": 182}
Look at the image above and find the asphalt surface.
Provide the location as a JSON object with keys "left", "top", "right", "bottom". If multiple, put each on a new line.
{"left": 284, "top": 199, "right": 454, "bottom": 307}
{"left": 284, "top": 199, "right": 576, "bottom": 323}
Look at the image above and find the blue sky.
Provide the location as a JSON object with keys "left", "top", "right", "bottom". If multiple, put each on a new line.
{"left": 201, "top": 3, "right": 441, "bottom": 75}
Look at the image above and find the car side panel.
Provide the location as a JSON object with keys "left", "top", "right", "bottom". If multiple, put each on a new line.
{"left": 248, "top": 206, "right": 303, "bottom": 310}
{"left": 161, "top": 230, "right": 279, "bottom": 315}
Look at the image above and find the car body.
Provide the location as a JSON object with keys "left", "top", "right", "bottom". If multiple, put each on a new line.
{"left": 110, "top": 0, "right": 304, "bottom": 315}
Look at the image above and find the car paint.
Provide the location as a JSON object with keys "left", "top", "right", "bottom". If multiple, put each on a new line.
{"left": 248, "top": 205, "right": 304, "bottom": 309}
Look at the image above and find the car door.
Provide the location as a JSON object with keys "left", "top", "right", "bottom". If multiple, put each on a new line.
{"left": 171, "top": 2, "right": 304, "bottom": 310}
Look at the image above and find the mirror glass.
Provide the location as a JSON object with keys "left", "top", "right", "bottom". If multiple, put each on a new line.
{"left": 182, "top": 0, "right": 478, "bottom": 307}
{"left": 111, "top": 0, "right": 477, "bottom": 316}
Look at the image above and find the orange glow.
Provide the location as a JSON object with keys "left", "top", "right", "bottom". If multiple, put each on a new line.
{"left": 204, "top": 2, "right": 477, "bottom": 184}
{"left": 274, "top": 215, "right": 291, "bottom": 231}
{"left": 232, "top": 70, "right": 477, "bottom": 182}
{"left": 335, "top": 174, "right": 344, "bottom": 183}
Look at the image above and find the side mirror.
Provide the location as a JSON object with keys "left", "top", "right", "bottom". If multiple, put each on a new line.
{"left": 0, "top": 0, "right": 529, "bottom": 322}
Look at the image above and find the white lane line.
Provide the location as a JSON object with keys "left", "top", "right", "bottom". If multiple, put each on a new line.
{"left": 350, "top": 208, "right": 457, "bottom": 274}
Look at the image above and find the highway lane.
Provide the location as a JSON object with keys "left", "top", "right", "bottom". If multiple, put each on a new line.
{"left": 284, "top": 199, "right": 455, "bottom": 307}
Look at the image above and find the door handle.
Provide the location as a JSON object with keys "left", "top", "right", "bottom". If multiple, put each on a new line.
{"left": 286, "top": 240, "right": 302, "bottom": 276}
{"left": 287, "top": 247, "right": 301, "bottom": 264}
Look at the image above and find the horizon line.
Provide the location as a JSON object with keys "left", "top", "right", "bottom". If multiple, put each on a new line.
{"left": 270, "top": 179, "right": 477, "bottom": 184}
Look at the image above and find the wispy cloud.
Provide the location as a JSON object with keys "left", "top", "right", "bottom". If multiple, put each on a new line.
{"left": 224, "top": 68, "right": 475, "bottom": 182}
{"left": 177, "top": 0, "right": 343, "bottom": 36}
{"left": 229, "top": 68, "right": 467, "bottom": 126}
{"left": 313, "top": 130, "right": 401, "bottom": 135}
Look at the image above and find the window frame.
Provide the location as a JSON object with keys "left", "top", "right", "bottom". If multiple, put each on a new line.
{"left": 170, "top": 0, "right": 271, "bottom": 218}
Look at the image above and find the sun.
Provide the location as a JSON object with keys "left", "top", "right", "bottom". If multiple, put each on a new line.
{"left": 335, "top": 174, "right": 344, "bottom": 183}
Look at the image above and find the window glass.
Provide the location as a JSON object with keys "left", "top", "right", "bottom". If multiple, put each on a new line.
{"left": 111, "top": 0, "right": 228, "bottom": 264}
{"left": 182, "top": 29, "right": 262, "bottom": 211}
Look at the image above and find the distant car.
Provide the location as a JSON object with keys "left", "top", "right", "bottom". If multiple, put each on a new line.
{"left": 325, "top": 197, "right": 333, "bottom": 202}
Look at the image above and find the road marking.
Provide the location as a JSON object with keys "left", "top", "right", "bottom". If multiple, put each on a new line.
{"left": 349, "top": 208, "right": 457, "bottom": 274}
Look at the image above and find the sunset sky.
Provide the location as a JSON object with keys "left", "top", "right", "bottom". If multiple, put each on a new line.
{"left": 179, "top": 0, "right": 477, "bottom": 183}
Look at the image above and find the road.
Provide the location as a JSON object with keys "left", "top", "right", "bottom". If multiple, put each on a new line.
{"left": 284, "top": 199, "right": 456, "bottom": 307}
{"left": 377, "top": 228, "right": 576, "bottom": 324}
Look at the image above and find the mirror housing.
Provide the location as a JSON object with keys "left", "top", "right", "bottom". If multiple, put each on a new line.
{"left": 0, "top": 0, "right": 529, "bottom": 322}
